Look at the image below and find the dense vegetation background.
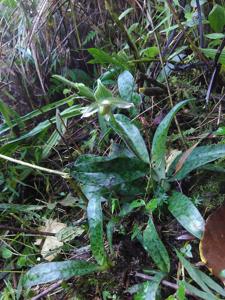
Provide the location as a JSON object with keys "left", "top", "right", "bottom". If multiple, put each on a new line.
{"left": 1, "top": 0, "right": 225, "bottom": 299}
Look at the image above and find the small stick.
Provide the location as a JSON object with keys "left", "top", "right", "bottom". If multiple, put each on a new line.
{"left": 31, "top": 280, "right": 63, "bottom": 300}
{"left": 146, "top": 3, "right": 187, "bottom": 149}
{"left": 206, "top": 36, "right": 225, "bottom": 104}
{"left": 0, "top": 225, "right": 55, "bottom": 236}
{"left": 196, "top": 0, "right": 204, "bottom": 48}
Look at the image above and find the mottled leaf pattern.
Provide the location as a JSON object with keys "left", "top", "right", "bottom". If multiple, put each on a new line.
{"left": 168, "top": 191, "right": 205, "bottom": 239}
{"left": 143, "top": 218, "right": 170, "bottom": 273}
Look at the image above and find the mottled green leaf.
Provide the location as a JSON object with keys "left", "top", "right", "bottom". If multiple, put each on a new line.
{"left": 168, "top": 191, "right": 205, "bottom": 239}
{"left": 110, "top": 114, "right": 150, "bottom": 164}
{"left": 208, "top": 4, "right": 225, "bottom": 32}
{"left": 151, "top": 100, "right": 191, "bottom": 180}
{"left": 170, "top": 144, "right": 225, "bottom": 180}
{"left": 70, "top": 154, "right": 147, "bottom": 189}
{"left": 118, "top": 71, "right": 134, "bottom": 102}
{"left": 85, "top": 188, "right": 109, "bottom": 267}
{"left": 56, "top": 226, "right": 84, "bottom": 243}
{"left": 23, "top": 260, "right": 99, "bottom": 288}
{"left": 134, "top": 272, "right": 164, "bottom": 300}
{"left": 143, "top": 218, "right": 170, "bottom": 273}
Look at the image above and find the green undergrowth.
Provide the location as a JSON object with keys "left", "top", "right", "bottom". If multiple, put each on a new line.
{"left": 1, "top": 1, "right": 225, "bottom": 299}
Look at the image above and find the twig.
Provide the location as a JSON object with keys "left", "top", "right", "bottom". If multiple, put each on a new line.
{"left": 206, "top": 36, "right": 225, "bottom": 104}
{"left": 196, "top": 0, "right": 204, "bottom": 48}
{"left": 146, "top": 3, "right": 187, "bottom": 149}
{"left": 104, "top": 0, "right": 143, "bottom": 72}
{"left": 165, "top": 0, "right": 209, "bottom": 65}
{"left": 0, "top": 225, "right": 55, "bottom": 236}
{"left": 31, "top": 280, "right": 63, "bottom": 300}
{"left": 105, "top": 0, "right": 139, "bottom": 59}
{"left": 44, "top": 4, "right": 66, "bottom": 76}
{"left": 135, "top": 272, "right": 195, "bottom": 296}
{"left": 0, "top": 154, "right": 89, "bottom": 206}
{"left": 70, "top": 0, "right": 81, "bottom": 49}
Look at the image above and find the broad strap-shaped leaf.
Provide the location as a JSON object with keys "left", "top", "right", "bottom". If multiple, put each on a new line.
{"left": 110, "top": 114, "right": 150, "bottom": 164}
{"left": 168, "top": 191, "right": 205, "bottom": 239}
{"left": 134, "top": 272, "right": 165, "bottom": 300}
{"left": 143, "top": 218, "right": 170, "bottom": 273}
{"left": 85, "top": 187, "right": 109, "bottom": 267}
{"left": 170, "top": 144, "right": 225, "bottom": 181}
{"left": 176, "top": 251, "right": 224, "bottom": 298}
{"left": 151, "top": 100, "right": 191, "bottom": 180}
{"left": 23, "top": 260, "right": 100, "bottom": 288}
{"left": 70, "top": 154, "right": 147, "bottom": 189}
{"left": 118, "top": 70, "right": 134, "bottom": 102}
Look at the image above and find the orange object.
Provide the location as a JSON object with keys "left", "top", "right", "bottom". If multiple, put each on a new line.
{"left": 200, "top": 204, "right": 225, "bottom": 283}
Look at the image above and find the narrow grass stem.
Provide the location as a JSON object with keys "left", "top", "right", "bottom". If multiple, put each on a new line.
{"left": 0, "top": 153, "right": 70, "bottom": 178}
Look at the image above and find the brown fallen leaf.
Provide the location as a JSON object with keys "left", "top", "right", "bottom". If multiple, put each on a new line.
{"left": 174, "top": 142, "right": 199, "bottom": 175}
{"left": 35, "top": 219, "right": 67, "bottom": 261}
{"left": 175, "top": 133, "right": 211, "bottom": 175}
{"left": 199, "top": 204, "right": 225, "bottom": 283}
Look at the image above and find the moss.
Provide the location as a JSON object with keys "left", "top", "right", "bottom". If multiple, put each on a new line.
{"left": 191, "top": 173, "right": 225, "bottom": 211}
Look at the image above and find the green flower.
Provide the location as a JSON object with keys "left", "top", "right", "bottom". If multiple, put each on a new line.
{"left": 81, "top": 79, "right": 133, "bottom": 120}
{"left": 52, "top": 76, "right": 134, "bottom": 120}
